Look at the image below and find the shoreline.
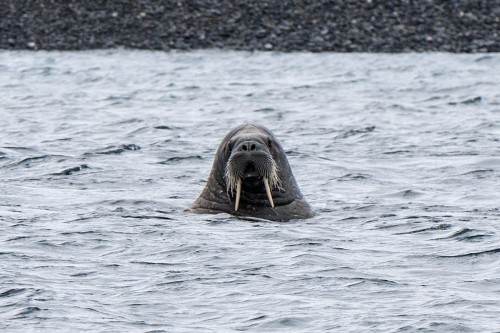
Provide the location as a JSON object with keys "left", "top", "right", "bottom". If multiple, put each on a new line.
{"left": 1, "top": 1, "right": 499, "bottom": 53}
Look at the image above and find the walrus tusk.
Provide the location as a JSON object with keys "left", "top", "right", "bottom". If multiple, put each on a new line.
{"left": 235, "top": 179, "right": 242, "bottom": 211}
{"left": 264, "top": 177, "right": 275, "bottom": 208}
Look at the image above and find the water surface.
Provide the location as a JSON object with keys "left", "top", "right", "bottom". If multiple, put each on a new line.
{"left": 1, "top": 50, "right": 499, "bottom": 332}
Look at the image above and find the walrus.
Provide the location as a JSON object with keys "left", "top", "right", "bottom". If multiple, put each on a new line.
{"left": 191, "top": 123, "right": 313, "bottom": 221}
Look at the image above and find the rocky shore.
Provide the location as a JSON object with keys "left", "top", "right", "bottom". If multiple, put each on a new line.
{"left": 1, "top": 0, "right": 499, "bottom": 52}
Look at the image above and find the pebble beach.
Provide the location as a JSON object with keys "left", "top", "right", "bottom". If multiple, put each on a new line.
{"left": 1, "top": 0, "right": 499, "bottom": 52}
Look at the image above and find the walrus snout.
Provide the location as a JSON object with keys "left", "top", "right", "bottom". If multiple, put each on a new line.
{"left": 225, "top": 145, "right": 280, "bottom": 211}
{"left": 226, "top": 151, "right": 271, "bottom": 186}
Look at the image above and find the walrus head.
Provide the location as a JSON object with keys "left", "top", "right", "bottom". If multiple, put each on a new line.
{"left": 191, "top": 123, "right": 313, "bottom": 221}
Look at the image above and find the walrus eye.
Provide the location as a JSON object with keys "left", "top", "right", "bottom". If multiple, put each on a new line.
{"left": 226, "top": 142, "right": 232, "bottom": 153}
{"left": 267, "top": 138, "right": 273, "bottom": 149}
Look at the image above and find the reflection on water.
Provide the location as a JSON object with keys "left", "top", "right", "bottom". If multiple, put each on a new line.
{"left": 0, "top": 50, "right": 499, "bottom": 332}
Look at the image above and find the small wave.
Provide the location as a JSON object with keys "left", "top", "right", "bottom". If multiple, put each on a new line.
{"left": 246, "top": 315, "right": 267, "bottom": 322}
{"left": 122, "top": 214, "right": 174, "bottom": 220}
{"left": 70, "top": 271, "right": 97, "bottom": 277}
{"left": 344, "top": 277, "right": 398, "bottom": 287}
{"left": 181, "top": 85, "right": 200, "bottom": 90}
{"left": 448, "top": 96, "right": 482, "bottom": 105}
{"left": 460, "top": 169, "right": 494, "bottom": 177}
{"left": 158, "top": 155, "right": 203, "bottom": 164}
{"left": 51, "top": 164, "right": 89, "bottom": 176}
{"left": 88, "top": 144, "right": 141, "bottom": 155}
{"left": 36, "top": 240, "right": 60, "bottom": 247}
{"left": 436, "top": 228, "right": 475, "bottom": 239}
{"left": 154, "top": 125, "right": 179, "bottom": 130}
{"left": 0, "top": 288, "right": 27, "bottom": 298}
{"left": 285, "top": 240, "right": 325, "bottom": 247}
{"left": 434, "top": 228, "right": 493, "bottom": 242}
{"left": 15, "top": 306, "right": 42, "bottom": 318}
{"left": 1, "top": 146, "right": 37, "bottom": 151}
{"left": 439, "top": 248, "right": 500, "bottom": 258}
{"left": 336, "top": 126, "right": 375, "bottom": 139}
{"left": 103, "top": 94, "right": 134, "bottom": 101}
{"left": 337, "top": 173, "right": 372, "bottom": 181}
{"left": 130, "top": 261, "right": 178, "bottom": 266}
{"left": 6, "top": 236, "right": 31, "bottom": 242}
{"left": 112, "top": 118, "right": 143, "bottom": 125}
{"left": 475, "top": 55, "right": 494, "bottom": 62}
{"left": 60, "top": 230, "right": 96, "bottom": 235}
{"left": 382, "top": 150, "right": 412, "bottom": 155}
{"left": 253, "top": 107, "right": 276, "bottom": 113}
{"left": 394, "top": 223, "right": 453, "bottom": 235}
{"left": 257, "top": 317, "right": 308, "bottom": 330}
{"left": 2, "top": 155, "right": 53, "bottom": 169}
{"left": 459, "top": 234, "right": 493, "bottom": 242}
{"left": 388, "top": 189, "right": 424, "bottom": 198}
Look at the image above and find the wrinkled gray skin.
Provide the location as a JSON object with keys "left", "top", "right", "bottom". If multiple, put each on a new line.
{"left": 191, "top": 124, "right": 313, "bottom": 221}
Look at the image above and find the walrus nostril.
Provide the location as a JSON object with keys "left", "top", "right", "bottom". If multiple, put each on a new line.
{"left": 238, "top": 141, "right": 261, "bottom": 152}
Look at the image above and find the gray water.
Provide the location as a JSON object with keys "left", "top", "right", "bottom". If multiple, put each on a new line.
{"left": 1, "top": 50, "right": 499, "bottom": 332}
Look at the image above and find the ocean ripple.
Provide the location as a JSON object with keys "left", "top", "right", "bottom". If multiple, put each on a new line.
{"left": 0, "top": 50, "right": 498, "bottom": 332}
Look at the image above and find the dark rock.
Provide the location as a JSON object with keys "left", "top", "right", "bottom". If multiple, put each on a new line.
{"left": 0, "top": 0, "right": 498, "bottom": 52}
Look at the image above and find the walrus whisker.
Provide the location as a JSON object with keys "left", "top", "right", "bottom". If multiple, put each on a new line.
{"left": 264, "top": 177, "right": 275, "bottom": 208}
{"left": 265, "top": 156, "right": 281, "bottom": 190}
{"left": 235, "top": 179, "right": 242, "bottom": 211}
{"left": 224, "top": 156, "right": 240, "bottom": 196}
